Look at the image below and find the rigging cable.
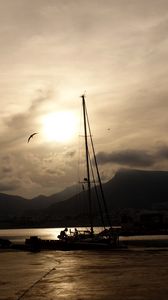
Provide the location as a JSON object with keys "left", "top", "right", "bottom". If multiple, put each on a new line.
{"left": 88, "top": 150, "right": 106, "bottom": 229}
{"left": 86, "top": 106, "right": 112, "bottom": 227}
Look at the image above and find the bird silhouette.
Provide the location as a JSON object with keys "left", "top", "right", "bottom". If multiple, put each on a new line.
{"left": 27, "top": 132, "right": 38, "bottom": 143}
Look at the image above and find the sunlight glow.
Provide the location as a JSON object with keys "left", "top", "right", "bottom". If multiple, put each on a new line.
{"left": 42, "top": 111, "right": 78, "bottom": 142}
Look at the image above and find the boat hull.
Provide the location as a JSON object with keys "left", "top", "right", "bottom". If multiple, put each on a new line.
{"left": 24, "top": 236, "right": 126, "bottom": 251}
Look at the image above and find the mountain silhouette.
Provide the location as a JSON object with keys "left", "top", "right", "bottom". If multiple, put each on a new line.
{"left": 104, "top": 169, "right": 168, "bottom": 209}
{"left": 1, "top": 169, "right": 168, "bottom": 228}
{"left": 0, "top": 184, "right": 79, "bottom": 217}
{"left": 43, "top": 169, "right": 168, "bottom": 220}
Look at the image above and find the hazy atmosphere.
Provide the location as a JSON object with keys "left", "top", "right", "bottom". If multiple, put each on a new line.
{"left": 1, "top": 0, "right": 168, "bottom": 198}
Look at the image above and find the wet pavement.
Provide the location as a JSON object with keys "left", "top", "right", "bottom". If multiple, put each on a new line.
{"left": 0, "top": 249, "right": 168, "bottom": 300}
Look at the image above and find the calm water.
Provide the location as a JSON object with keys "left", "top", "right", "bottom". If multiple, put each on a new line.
{"left": 0, "top": 244, "right": 168, "bottom": 300}
{"left": 1, "top": 228, "right": 168, "bottom": 300}
{"left": 0, "top": 227, "right": 168, "bottom": 244}
{"left": 0, "top": 227, "right": 104, "bottom": 243}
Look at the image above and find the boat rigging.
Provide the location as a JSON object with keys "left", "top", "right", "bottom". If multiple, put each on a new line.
{"left": 26, "top": 94, "right": 123, "bottom": 250}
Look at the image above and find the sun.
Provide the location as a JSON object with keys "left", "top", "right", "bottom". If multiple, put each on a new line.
{"left": 42, "top": 111, "right": 78, "bottom": 142}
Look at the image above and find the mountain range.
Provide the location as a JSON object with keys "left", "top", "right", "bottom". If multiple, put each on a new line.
{"left": 1, "top": 169, "right": 168, "bottom": 228}
{"left": 0, "top": 184, "right": 78, "bottom": 217}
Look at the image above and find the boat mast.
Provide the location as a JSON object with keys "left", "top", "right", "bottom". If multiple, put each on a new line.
{"left": 81, "top": 95, "right": 93, "bottom": 235}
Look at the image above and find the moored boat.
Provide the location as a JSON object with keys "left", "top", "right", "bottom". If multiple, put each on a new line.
{"left": 25, "top": 95, "right": 124, "bottom": 251}
{"left": 56, "top": 95, "right": 123, "bottom": 249}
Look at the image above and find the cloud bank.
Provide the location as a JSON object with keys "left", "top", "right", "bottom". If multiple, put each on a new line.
{"left": 0, "top": 0, "right": 168, "bottom": 197}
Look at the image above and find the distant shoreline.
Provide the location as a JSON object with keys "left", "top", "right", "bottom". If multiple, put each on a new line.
{"left": 0, "top": 225, "right": 168, "bottom": 237}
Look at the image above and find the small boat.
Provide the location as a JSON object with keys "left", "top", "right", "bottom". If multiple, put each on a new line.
{"left": 56, "top": 95, "right": 122, "bottom": 250}
{"left": 26, "top": 95, "right": 124, "bottom": 251}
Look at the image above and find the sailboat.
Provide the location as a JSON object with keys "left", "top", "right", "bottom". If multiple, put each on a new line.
{"left": 25, "top": 95, "right": 122, "bottom": 251}
{"left": 56, "top": 95, "right": 121, "bottom": 249}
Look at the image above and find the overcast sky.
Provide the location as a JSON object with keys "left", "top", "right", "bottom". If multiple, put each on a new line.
{"left": 1, "top": 0, "right": 168, "bottom": 198}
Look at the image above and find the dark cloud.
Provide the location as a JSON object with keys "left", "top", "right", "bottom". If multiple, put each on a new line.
{"left": 96, "top": 149, "right": 155, "bottom": 167}
{"left": 156, "top": 146, "right": 168, "bottom": 159}
{"left": 46, "top": 169, "right": 58, "bottom": 175}
{"left": 96, "top": 145, "right": 168, "bottom": 169}
{"left": 2, "top": 155, "right": 11, "bottom": 161}
{"left": 0, "top": 179, "right": 20, "bottom": 192}
{"left": 5, "top": 89, "right": 52, "bottom": 130}
{"left": 1, "top": 0, "right": 168, "bottom": 198}
{"left": 65, "top": 150, "right": 76, "bottom": 157}
{"left": 0, "top": 89, "right": 54, "bottom": 151}
{"left": 2, "top": 166, "right": 12, "bottom": 174}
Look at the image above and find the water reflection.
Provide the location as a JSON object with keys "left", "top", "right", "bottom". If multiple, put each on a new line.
{"left": 1, "top": 227, "right": 168, "bottom": 244}
{"left": 0, "top": 227, "right": 105, "bottom": 243}
{"left": 0, "top": 228, "right": 61, "bottom": 243}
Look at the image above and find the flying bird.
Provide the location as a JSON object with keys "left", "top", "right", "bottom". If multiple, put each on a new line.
{"left": 27, "top": 132, "right": 38, "bottom": 143}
